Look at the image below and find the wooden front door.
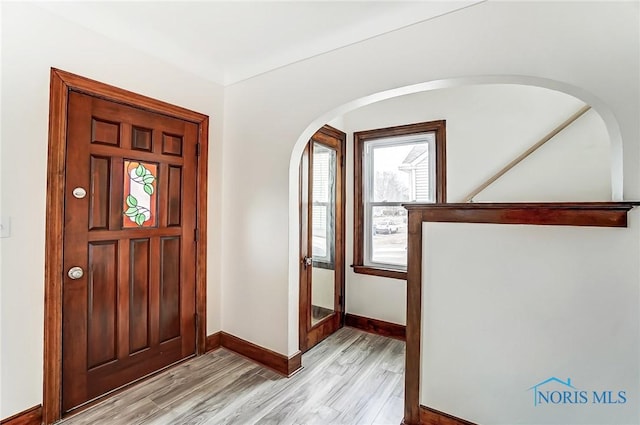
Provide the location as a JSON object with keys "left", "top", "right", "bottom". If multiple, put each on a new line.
{"left": 299, "top": 125, "right": 346, "bottom": 352}
{"left": 62, "top": 91, "right": 198, "bottom": 412}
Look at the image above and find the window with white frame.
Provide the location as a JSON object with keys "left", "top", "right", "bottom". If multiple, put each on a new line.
{"left": 353, "top": 121, "right": 446, "bottom": 278}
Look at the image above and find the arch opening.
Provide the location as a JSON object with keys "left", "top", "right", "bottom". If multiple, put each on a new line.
{"left": 286, "top": 75, "right": 624, "bottom": 354}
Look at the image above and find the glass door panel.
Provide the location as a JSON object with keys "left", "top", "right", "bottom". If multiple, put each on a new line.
{"left": 311, "top": 143, "right": 336, "bottom": 326}
{"left": 299, "top": 125, "right": 345, "bottom": 352}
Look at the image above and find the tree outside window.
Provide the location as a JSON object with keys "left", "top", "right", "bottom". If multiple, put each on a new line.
{"left": 353, "top": 121, "right": 446, "bottom": 279}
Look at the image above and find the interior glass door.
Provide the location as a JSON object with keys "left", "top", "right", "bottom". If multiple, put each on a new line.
{"left": 299, "top": 125, "right": 345, "bottom": 352}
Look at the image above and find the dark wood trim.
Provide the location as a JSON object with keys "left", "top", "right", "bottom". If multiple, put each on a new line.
{"left": 353, "top": 120, "right": 446, "bottom": 278}
{"left": 403, "top": 202, "right": 640, "bottom": 227}
{"left": 220, "top": 332, "right": 302, "bottom": 377}
{"left": 51, "top": 69, "right": 209, "bottom": 123}
{"left": 345, "top": 313, "right": 406, "bottom": 341}
{"left": 286, "top": 351, "right": 304, "bottom": 377}
{"left": 419, "top": 405, "right": 478, "bottom": 425}
{"left": 404, "top": 210, "right": 424, "bottom": 425}
{"left": 299, "top": 142, "right": 310, "bottom": 352}
{"left": 43, "top": 68, "right": 68, "bottom": 425}
{"left": 195, "top": 116, "right": 209, "bottom": 355}
{"left": 1, "top": 405, "right": 42, "bottom": 425}
{"left": 205, "top": 332, "right": 221, "bottom": 352}
{"left": 352, "top": 265, "right": 407, "bottom": 280}
{"left": 403, "top": 202, "right": 640, "bottom": 425}
{"left": 43, "top": 68, "right": 209, "bottom": 424}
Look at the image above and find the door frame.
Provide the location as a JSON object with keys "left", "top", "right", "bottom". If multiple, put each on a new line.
{"left": 298, "top": 125, "right": 346, "bottom": 352}
{"left": 43, "top": 68, "right": 209, "bottom": 424}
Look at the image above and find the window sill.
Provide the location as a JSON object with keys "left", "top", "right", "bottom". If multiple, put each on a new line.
{"left": 352, "top": 265, "right": 407, "bottom": 280}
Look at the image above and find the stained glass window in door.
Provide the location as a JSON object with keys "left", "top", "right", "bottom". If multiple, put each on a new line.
{"left": 123, "top": 161, "right": 158, "bottom": 228}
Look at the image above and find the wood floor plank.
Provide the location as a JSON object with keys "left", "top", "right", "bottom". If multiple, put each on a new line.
{"left": 59, "top": 327, "right": 405, "bottom": 425}
{"left": 372, "top": 395, "right": 404, "bottom": 425}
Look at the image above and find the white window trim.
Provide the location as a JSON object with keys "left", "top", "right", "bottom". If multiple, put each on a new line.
{"left": 362, "top": 133, "right": 436, "bottom": 271}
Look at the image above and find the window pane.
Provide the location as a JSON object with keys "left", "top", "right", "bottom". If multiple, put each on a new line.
{"left": 372, "top": 139, "right": 434, "bottom": 203}
{"left": 123, "top": 160, "right": 157, "bottom": 228}
{"left": 370, "top": 206, "right": 407, "bottom": 267}
{"left": 312, "top": 205, "right": 327, "bottom": 258}
{"left": 313, "top": 146, "right": 333, "bottom": 203}
{"left": 311, "top": 143, "right": 336, "bottom": 263}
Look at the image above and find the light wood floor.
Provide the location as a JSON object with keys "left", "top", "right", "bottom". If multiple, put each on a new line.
{"left": 59, "top": 327, "right": 405, "bottom": 425}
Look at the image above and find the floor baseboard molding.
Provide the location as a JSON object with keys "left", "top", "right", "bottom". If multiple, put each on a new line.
{"left": 218, "top": 332, "right": 302, "bottom": 377}
{"left": 0, "top": 405, "right": 42, "bottom": 425}
{"left": 345, "top": 313, "right": 406, "bottom": 341}
{"left": 419, "top": 405, "right": 478, "bottom": 425}
{"left": 205, "top": 332, "right": 221, "bottom": 352}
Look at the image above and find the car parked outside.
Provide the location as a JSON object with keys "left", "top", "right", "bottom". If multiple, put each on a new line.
{"left": 374, "top": 220, "right": 398, "bottom": 235}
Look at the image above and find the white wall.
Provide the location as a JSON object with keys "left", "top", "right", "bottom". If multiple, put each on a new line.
{"left": 0, "top": 1, "right": 4, "bottom": 412}
{"left": 344, "top": 85, "right": 611, "bottom": 204}
{"left": 1, "top": 0, "right": 638, "bottom": 421}
{"left": 422, "top": 218, "right": 640, "bottom": 424}
{"left": 341, "top": 84, "right": 611, "bottom": 326}
{"left": 220, "top": 1, "right": 638, "bottom": 357}
{"left": 0, "top": 3, "right": 224, "bottom": 418}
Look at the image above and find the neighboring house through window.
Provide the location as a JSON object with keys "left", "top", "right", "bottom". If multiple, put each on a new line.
{"left": 353, "top": 120, "right": 446, "bottom": 279}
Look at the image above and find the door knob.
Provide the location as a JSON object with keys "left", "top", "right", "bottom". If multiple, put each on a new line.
{"left": 68, "top": 266, "right": 84, "bottom": 280}
{"left": 72, "top": 187, "right": 87, "bottom": 199}
{"left": 303, "top": 256, "right": 313, "bottom": 268}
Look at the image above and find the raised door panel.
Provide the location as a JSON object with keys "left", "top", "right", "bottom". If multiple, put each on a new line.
{"left": 129, "top": 238, "right": 151, "bottom": 354}
{"left": 159, "top": 236, "right": 181, "bottom": 343}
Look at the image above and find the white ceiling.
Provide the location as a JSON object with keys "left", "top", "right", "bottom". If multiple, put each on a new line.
{"left": 36, "top": 1, "right": 483, "bottom": 86}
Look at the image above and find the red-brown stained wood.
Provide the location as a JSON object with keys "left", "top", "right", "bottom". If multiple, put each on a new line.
{"left": 87, "top": 242, "right": 119, "bottom": 369}
{"left": 129, "top": 238, "right": 151, "bottom": 353}
{"left": 220, "top": 332, "right": 302, "bottom": 377}
{"left": 299, "top": 143, "right": 311, "bottom": 352}
{"left": 61, "top": 90, "right": 199, "bottom": 414}
{"left": 403, "top": 202, "right": 639, "bottom": 227}
{"left": 344, "top": 313, "right": 406, "bottom": 341}
{"left": 299, "top": 125, "right": 346, "bottom": 352}
{"left": 195, "top": 117, "right": 209, "bottom": 355}
{"left": 167, "top": 166, "right": 182, "bottom": 226}
{"left": 159, "top": 237, "right": 181, "bottom": 342}
{"left": 0, "top": 405, "right": 42, "bottom": 425}
{"left": 287, "top": 351, "right": 303, "bottom": 376}
{"left": 205, "top": 332, "right": 221, "bottom": 352}
{"left": 91, "top": 118, "right": 120, "bottom": 146}
{"left": 419, "top": 405, "right": 478, "bottom": 425}
{"left": 404, "top": 210, "right": 424, "bottom": 425}
{"left": 44, "top": 68, "right": 209, "bottom": 425}
{"left": 89, "top": 156, "right": 110, "bottom": 230}
{"left": 131, "top": 127, "right": 152, "bottom": 152}
{"left": 162, "top": 133, "right": 183, "bottom": 156}
{"left": 43, "top": 69, "right": 68, "bottom": 424}
{"left": 351, "top": 265, "right": 407, "bottom": 280}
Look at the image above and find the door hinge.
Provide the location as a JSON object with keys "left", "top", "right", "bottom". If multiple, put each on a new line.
{"left": 339, "top": 295, "right": 343, "bottom": 306}
{"left": 194, "top": 313, "right": 199, "bottom": 331}
{"left": 196, "top": 143, "right": 201, "bottom": 156}
{"left": 194, "top": 228, "right": 199, "bottom": 242}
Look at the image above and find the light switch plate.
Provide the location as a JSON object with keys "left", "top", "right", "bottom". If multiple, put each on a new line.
{"left": 1, "top": 216, "right": 11, "bottom": 238}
